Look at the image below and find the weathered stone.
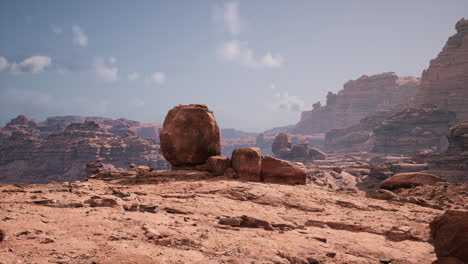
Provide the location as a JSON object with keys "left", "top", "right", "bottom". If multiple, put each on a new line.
{"left": 380, "top": 172, "right": 446, "bottom": 190}
{"left": 272, "top": 133, "right": 291, "bottom": 156}
{"left": 261, "top": 156, "right": 307, "bottom": 185}
{"left": 231, "top": 147, "right": 262, "bottom": 182}
{"left": 448, "top": 120, "right": 468, "bottom": 152}
{"left": 159, "top": 104, "right": 221, "bottom": 167}
{"left": 207, "top": 155, "right": 231, "bottom": 176}
{"left": 430, "top": 209, "right": 468, "bottom": 263}
{"left": 308, "top": 147, "right": 327, "bottom": 160}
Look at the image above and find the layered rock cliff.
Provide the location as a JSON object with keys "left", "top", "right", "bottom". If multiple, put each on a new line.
{"left": 0, "top": 120, "right": 168, "bottom": 184}
{"left": 412, "top": 18, "right": 468, "bottom": 122}
{"left": 292, "top": 72, "right": 420, "bottom": 134}
{"left": 372, "top": 105, "right": 456, "bottom": 154}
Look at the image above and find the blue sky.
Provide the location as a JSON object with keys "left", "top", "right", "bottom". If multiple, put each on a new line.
{"left": 0, "top": 0, "right": 467, "bottom": 132}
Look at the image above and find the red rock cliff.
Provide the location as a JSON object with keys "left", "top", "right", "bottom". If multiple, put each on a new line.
{"left": 413, "top": 18, "right": 468, "bottom": 121}
{"left": 292, "top": 72, "right": 420, "bottom": 134}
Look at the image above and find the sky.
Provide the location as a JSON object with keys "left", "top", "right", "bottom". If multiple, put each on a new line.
{"left": 0, "top": 0, "right": 467, "bottom": 132}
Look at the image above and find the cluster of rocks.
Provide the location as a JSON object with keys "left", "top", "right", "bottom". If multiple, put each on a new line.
{"left": 291, "top": 72, "right": 420, "bottom": 134}
{"left": 416, "top": 120, "right": 468, "bottom": 181}
{"left": 271, "top": 133, "right": 327, "bottom": 162}
{"left": 0, "top": 120, "right": 168, "bottom": 184}
{"left": 159, "top": 104, "right": 308, "bottom": 185}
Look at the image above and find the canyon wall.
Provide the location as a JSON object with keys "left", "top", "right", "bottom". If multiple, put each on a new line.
{"left": 292, "top": 72, "right": 420, "bottom": 134}
{"left": 412, "top": 18, "right": 468, "bottom": 122}
{"left": 0, "top": 120, "right": 169, "bottom": 184}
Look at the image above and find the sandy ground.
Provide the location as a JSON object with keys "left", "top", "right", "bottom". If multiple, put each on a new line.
{"left": 0, "top": 172, "right": 441, "bottom": 264}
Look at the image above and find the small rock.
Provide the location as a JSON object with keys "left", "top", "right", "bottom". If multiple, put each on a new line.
{"left": 84, "top": 196, "right": 120, "bottom": 208}
{"left": 41, "top": 237, "right": 55, "bottom": 244}
{"left": 16, "top": 230, "right": 32, "bottom": 236}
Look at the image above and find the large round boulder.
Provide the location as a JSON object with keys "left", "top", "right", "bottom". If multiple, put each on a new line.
{"left": 261, "top": 156, "right": 307, "bottom": 185}
{"left": 231, "top": 147, "right": 262, "bottom": 182}
{"left": 430, "top": 210, "right": 468, "bottom": 263}
{"left": 380, "top": 172, "right": 446, "bottom": 190}
{"left": 159, "top": 104, "right": 221, "bottom": 167}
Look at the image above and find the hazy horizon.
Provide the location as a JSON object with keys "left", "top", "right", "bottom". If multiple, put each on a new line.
{"left": 1, "top": 0, "right": 467, "bottom": 132}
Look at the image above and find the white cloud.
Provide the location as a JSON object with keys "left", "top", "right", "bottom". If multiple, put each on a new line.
{"left": 130, "top": 98, "right": 145, "bottom": 107}
{"left": 10, "top": 56, "right": 52, "bottom": 73}
{"left": 128, "top": 72, "right": 140, "bottom": 81}
{"left": 108, "top": 57, "right": 117, "bottom": 64}
{"left": 149, "top": 72, "right": 166, "bottom": 84}
{"left": 214, "top": 2, "right": 283, "bottom": 70}
{"left": 72, "top": 24, "right": 88, "bottom": 47}
{"left": 215, "top": 2, "right": 241, "bottom": 36}
{"left": 51, "top": 24, "right": 63, "bottom": 34}
{"left": 274, "top": 91, "right": 305, "bottom": 112}
{"left": 0, "top": 56, "right": 9, "bottom": 71}
{"left": 218, "top": 40, "right": 283, "bottom": 69}
{"left": 93, "top": 57, "right": 118, "bottom": 82}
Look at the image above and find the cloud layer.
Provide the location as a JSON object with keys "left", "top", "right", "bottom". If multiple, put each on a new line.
{"left": 215, "top": 2, "right": 283, "bottom": 69}
{"left": 149, "top": 72, "right": 166, "bottom": 84}
{"left": 72, "top": 24, "right": 88, "bottom": 47}
{"left": 10, "top": 56, "right": 52, "bottom": 73}
{"left": 93, "top": 57, "right": 118, "bottom": 81}
{"left": 0, "top": 56, "right": 8, "bottom": 71}
{"left": 218, "top": 40, "right": 283, "bottom": 69}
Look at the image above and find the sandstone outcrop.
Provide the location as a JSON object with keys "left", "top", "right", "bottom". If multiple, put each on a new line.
{"left": 413, "top": 18, "right": 468, "bottom": 122}
{"left": 372, "top": 105, "right": 456, "bottom": 154}
{"left": 430, "top": 210, "right": 468, "bottom": 263}
{"left": 207, "top": 155, "right": 231, "bottom": 176}
{"left": 271, "top": 133, "right": 327, "bottom": 162}
{"left": 231, "top": 147, "right": 262, "bottom": 182}
{"left": 261, "top": 156, "right": 307, "bottom": 185}
{"left": 159, "top": 104, "right": 221, "bottom": 167}
{"left": 447, "top": 120, "right": 468, "bottom": 152}
{"left": 272, "top": 133, "right": 291, "bottom": 155}
{"left": 416, "top": 120, "right": 468, "bottom": 182}
{"left": 324, "top": 108, "right": 398, "bottom": 152}
{"left": 380, "top": 172, "right": 446, "bottom": 190}
{"left": 0, "top": 120, "right": 168, "bottom": 184}
{"left": 292, "top": 72, "right": 420, "bottom": 134}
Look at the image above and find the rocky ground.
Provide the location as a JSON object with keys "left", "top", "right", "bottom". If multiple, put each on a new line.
{"left": 2, "top": 170, "right": 465, "bottom": 264}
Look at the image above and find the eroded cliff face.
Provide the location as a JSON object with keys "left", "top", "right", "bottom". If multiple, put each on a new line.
{"left": 372, "top": 105, "right": 456, "bottom": 154}
{"left": 0, "top": 115, "right": 163, "bottom": 143}
{"left": 412, "top": 18, "right": 468, "bottom": 121}
{"left": 0, "top": 120, "right": 168, "bottom": 184}
{"left": 292, "top": 72, "right": 420, "bottom": 134}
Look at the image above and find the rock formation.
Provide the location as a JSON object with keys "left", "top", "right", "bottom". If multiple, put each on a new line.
{"left": 292, "top": 72, "right": 420, "bottom": 134}
{"left": 159, "top": 104, "right": 221, "bottom": 167}
{"left": 324, "top": 108, "right": 398, "bottom": 152}
{"left": 231, "top": 147, "right": 262, "bottom": 182}
{"left": 380, "top": 172, "right": 446, "bottom": 190}
{"left": 0, "top": 120, "right": 168, "bottom": 184}
{"left": 413, "top": 18, "right": 468, "bottom": 122}
{"left": 417, "top": 120, "right": 468, "bottom": 182}
{"left": 447, "top": 120, "right": 468, "bottom": 152}
{"left": 0, "top": 114, "right": 164, "bottom": 143}
{"left": 271, "top": 133, "right": 327, "bottom": 162}
{"left": 261, "top": 156, "right": 307, "bottom": 185}
{"left": 430, "top": 210, "right": 468, "bottom": 263}
{"left": 372, "top": 105, "right": 456, "bottom": 154}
